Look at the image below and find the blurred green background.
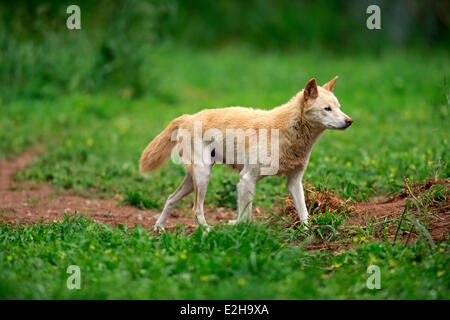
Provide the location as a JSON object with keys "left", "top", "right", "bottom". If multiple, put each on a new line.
{"left": 1, "top": 0, "right": 448, "bottom": 99}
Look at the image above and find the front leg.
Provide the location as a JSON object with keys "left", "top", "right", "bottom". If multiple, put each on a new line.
{"left": 286, "top": 169, "right": 309, "bottom": 224}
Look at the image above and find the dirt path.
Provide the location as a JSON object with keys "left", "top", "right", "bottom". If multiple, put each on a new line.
{"left": 1, "top": 151, "right": 449, "bottom": 244}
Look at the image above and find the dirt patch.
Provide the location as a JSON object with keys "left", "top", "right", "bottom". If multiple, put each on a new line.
{"left": 0, "top": 149, "right": 43, "bottom": 191}
{"left": 0, "top": 151, "right": 239, "bottom": 230}
{"left": 350, "top": 178, "right": 449, "bottom": 243}
{"left": 280, "top": 178, "right": 449, "bottom": 250}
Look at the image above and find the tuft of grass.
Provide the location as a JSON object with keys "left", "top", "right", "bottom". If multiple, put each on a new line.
{"left": 310, "top": 208, "right": 345, "bottom": 242}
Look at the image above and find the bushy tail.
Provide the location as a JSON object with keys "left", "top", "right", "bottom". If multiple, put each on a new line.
{"left": 139, "top": 115, "right": 187, "bottom": 172}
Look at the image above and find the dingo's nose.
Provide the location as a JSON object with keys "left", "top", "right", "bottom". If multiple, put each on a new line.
{"left": 345, "top": 117, "right": 353, "bottom": 127}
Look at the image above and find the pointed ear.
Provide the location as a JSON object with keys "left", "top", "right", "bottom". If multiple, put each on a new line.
{"left": 323, "top": 76, "right": 338, "bottom": 92}
{"left": 304, "top": 78, "right": 318, "bottom": 102}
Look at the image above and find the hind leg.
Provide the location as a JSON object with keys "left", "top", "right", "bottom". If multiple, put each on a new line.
{"left": 154, "top": 172, "right": 194, "bottom": 229}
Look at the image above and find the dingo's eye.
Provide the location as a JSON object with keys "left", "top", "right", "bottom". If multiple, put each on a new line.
{"left": 324, "top": 106, "right": 332, "bottom": 111}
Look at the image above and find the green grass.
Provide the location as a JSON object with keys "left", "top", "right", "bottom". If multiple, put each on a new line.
{"left": 0, "top": 214, "right": 448, "bottom": 299}
{"left": 0, "top": 45, "right": 449, "bottom": 299}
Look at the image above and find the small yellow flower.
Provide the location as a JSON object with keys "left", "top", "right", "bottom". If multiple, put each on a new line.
{"left": 388, "top": 259, "right": 397, "bottom": 268}
{"left": 437, "top": 271, "right": 444, "bottom": 277}
{"left": 427, "top": 160, "right": 434, "bottom": 166}
{"left": 421, "top": 154, "right": 426, "bottom": 161}
{"left": 6, "top": 256, "right": 12, "bottom": 261}
{"left": 403, "top": 152, "right": 409, "bottom": 157}
{"left": 89, "top": 244, "right": 95, "bottom": 251}
{"left": 389, "top": 167, "right": 397, "bottom": 174}
{"left": 200, "top": 275, "right": 209, "bottom": 282}
{"left": 86, "top": 138, "right": 94, "bottom": 147}
{"left": 112, "top": 256, "right": 118, "bottom": 262}
{"left": 438, "top": 248, "right": 445, "bottom": 253}
{"left": 332, "top": 263, "right": 341, "bottom": 269}
{"left": 309, "top": 162, "right": 315, "bottom": 167}
{"left": 353, "top": 237, "right": 359, "bottom": 242}
{"left": 412, "top": 261, "right": 417, "bottom": 266}
{"left": 427, "top": 149, "right": 432, "bottom": 156}
{"left": 345, "top": 162, "right": 352, "bottom": 168}
{"left": 180, "top": 253, "right": 187, "bottom": 260}
{"left": 360, "top": 236, "right": 366, "bottom": 241}
{"left": 30, "top": 236, "right": 33, "bottom": 241}
{"left": 167, "top": 186, "right": 173, "bottom": 193}
{"left": 324, "top": 157, "right": 330, "bottom": 162}
{"left": 104, "top": 249, "right": 111, "bottom": 255}
{"left": 154, "top": 252, "right": 160, "bottom": 257}
{"left": 237, "top": 279, "right": 246, "bottom": 286}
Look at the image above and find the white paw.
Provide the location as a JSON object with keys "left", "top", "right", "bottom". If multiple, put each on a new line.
{"left": 153, "top": 224, "right": 165, "bottom": 233}
{"left": 201, "top": 225, "right": 211, "bottom": 235}
{"left": 299, "top": 220, "right": 309, "bottom": 231}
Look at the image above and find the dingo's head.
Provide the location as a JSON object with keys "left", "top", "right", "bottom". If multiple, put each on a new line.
{"left": 301, "top": 77, "right": 353, "bottom": 130}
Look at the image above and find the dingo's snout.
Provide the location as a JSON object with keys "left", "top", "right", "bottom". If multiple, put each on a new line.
{"left": 344, "top": 117, "right": 353, "bottom": 128}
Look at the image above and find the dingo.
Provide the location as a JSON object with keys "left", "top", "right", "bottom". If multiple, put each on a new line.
{"left": 140, "top": 77, "right": 352, "bottom": 229}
